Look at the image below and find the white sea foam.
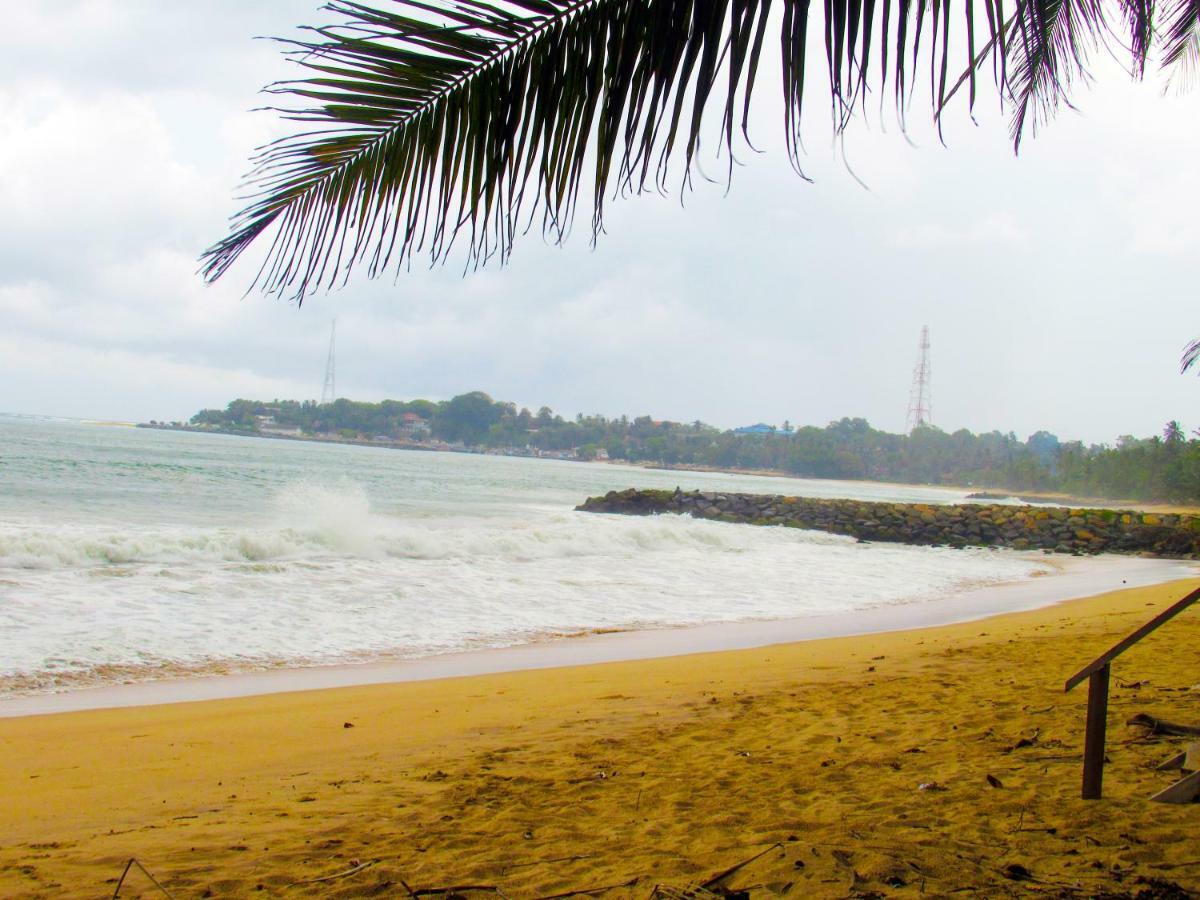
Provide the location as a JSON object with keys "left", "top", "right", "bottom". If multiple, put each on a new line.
{"left": 0, "top": 502, "right": 1051, "bottom": 687}
{"left": 3, "top": 476, "right": 864, "bottom": 571}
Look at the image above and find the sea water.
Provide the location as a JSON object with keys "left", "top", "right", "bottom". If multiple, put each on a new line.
{"left": 0, "top": 414, "right": 1054, "bottom": 695}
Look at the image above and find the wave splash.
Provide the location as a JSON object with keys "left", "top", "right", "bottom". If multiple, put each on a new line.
{"left": 0, "top": 480, "right": 790, "bottom": 570}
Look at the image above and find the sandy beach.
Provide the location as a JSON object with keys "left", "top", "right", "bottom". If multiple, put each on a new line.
{"left": 3, "top": 575, "right": 1200, "bottom": 897}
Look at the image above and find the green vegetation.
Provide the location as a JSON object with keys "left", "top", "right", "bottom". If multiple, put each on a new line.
{"left": 188, "top": 396, "right": 1200, "bottom": 504}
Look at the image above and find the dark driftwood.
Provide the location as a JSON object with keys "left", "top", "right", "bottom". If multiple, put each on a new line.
{"left": 534, "top": 876, "right": 639, "bottom": 899}
{"left": 1127, "top": 714, "right": 1200, "bottom": 737}
{"left": 403, "top": 885, "right": 507, "bottom": 898}
{"left": 701, "top": 842, "right": 785, "bottom": 889}
{"left": 507, "top": 853, "right": 594, "bottom": 871}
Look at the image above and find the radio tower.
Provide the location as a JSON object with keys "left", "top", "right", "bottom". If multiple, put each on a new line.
{"left": 320, "top": 319, "right": 337, "bottom": 405}
{"left": 906, "top": 325, "right": 932, "bottom": 431}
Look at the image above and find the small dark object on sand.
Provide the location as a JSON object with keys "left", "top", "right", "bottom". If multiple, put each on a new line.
{"left": 1002, "top": 863, "right": 1034, "bottom": 882}
{"left": 1127, "top": 714, "right": 1200, "bottom": 737}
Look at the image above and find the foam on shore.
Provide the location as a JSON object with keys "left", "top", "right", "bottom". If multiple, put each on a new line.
{"left": 2, "top": 553, "right": 1191, "bottom": 718}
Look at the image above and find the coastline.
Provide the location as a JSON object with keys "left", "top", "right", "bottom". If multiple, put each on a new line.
{"left": 3, "top": 574, "right": 1200, "bottom": 895}
{"left": 639, "top": 462, "right": 1200, "bottom": 515}
{"left": 135, "top": 423, "right": 1200, "bottom": 514}
{"left": 3, "top": 554, "right": 1192, "bottom": 719}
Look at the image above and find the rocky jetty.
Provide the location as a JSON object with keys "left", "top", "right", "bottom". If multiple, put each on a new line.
{"left": 576, "top": 489, "right": 1200, "bottom": 558}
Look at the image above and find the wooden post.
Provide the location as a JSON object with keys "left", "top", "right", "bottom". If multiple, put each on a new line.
{"left": 1081, "top": 663, "right": 1110, "bottom": 799}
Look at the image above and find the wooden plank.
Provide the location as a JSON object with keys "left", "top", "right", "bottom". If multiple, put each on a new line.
{"left": 1156, "top": 751, "right": 1187, "bottom": 772}
{"left": 1150, "top": 770, "right": 1200, "bottom": 804}
{"left": 1081, "top": 664, "right": 1110, "bottom": 800}
{"left": 1065, "top": 586, "right": 1200, "bottom": 692}
{"left": 1187, "top": 742, "right": 1200, "bottom": 772}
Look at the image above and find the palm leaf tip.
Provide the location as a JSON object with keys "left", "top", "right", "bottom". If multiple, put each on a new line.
{"left": 1182, "top": 338, "right": 1200, "bottom": 374}
{"left": 1162, "top": 0, "right": 1200, "bottom": 83}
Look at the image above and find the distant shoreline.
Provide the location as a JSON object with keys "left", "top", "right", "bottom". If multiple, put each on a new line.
{"left": 134, "top": 422, "right": 1200, "bottom": 514}
{"left": 137, "top": 421, "right": 484, "bottom": 457}
{"left": 626, "top": 467, "right": 1200, "bottom": 515}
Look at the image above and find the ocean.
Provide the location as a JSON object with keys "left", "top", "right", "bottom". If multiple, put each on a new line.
{"left": 0, "top": 414, "right": 1058, "bottom": 697}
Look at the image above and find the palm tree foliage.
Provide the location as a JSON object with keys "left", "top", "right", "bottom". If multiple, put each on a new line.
{"left": 202, "top": 0, "right": 1199, "bottom": 302}
{"left": 1182, "top": 338, "right": 1200, "bottom": 374}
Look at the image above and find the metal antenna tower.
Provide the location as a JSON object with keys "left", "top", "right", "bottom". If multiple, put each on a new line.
{"left": 320, "top": 319, "right": 336, "bottom": 405}
{"left": 906, "top": 325, "right": 932, "bottom": 431}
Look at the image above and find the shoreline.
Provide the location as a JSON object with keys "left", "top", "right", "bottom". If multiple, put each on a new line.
{"left": 638, "top": 462, "right": 1200, "bottom": 514}
{"left": 3, "top": 553, "right": 1192, "bottom": 720}
{"left": 133, "top": 422, "right": 1200, "bottom": 514}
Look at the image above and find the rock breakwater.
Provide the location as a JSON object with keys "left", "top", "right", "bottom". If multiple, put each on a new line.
{"left": 576, "top": 489, "right": 1200, "bottom": 558}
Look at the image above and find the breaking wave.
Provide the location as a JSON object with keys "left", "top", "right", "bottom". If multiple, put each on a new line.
{"left": 0, "top": 481, "right": 809, "bottom": 571}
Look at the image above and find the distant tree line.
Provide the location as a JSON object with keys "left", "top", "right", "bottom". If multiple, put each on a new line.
{"left": 189, "top": 395, "right": 1200, "bottom": 503}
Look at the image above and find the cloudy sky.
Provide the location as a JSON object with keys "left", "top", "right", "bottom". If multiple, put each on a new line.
{"left": 1, "top": 1, "right": 1196, "bottom": 444}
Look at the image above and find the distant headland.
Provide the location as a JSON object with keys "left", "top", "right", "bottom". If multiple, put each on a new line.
{"left": 140, "top": 393, "right": 1200, "bottom": 507}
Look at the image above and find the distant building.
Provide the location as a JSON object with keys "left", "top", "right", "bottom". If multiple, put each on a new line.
{"left": 255, "top": 414, "right": 303, "bottom": 437}
{"left": 398, "top": 412, "right": 431, "bottom": 437}
{"left": 261, "top": 423, "right": 303, "bottom": 437}
{"left": 594, "top": 448, "right": 610, "bottom": 461}
{"left": 733, "top": 423, "right": 777, "bottom": 435}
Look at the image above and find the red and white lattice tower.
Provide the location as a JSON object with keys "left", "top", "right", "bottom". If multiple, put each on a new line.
{"left": 906, "top": 325, "right": 932, "bottom": 431}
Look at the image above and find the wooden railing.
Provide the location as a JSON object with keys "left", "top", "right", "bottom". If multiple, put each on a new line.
{"left": 1065, "top": 585, "right": 1200, "bottom": 799}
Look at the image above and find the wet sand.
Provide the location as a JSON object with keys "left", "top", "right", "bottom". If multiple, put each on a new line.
{"left": 3, "top": 576, "right": 1200, "bottom": 897}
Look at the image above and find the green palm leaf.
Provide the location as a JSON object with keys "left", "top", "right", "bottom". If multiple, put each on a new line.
{"left": 1006, "top": 0, "right": 1104, "bottom": 147}
{"left": 1163, "top": 0, "right": 1200, "bottom": 73}
{"left": 1182, "top": 338, "right": 1200, "bottom": 374}
{"left": 202, "top": 0, "right": 1182, "bottom": 301}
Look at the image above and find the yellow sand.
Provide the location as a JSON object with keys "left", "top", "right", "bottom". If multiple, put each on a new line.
{"left": 3, "top": 581, "right": 1200, "bottom": 898}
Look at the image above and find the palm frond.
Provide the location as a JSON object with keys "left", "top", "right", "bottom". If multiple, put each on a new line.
{"left": 201, "top": 0, "right": 1188, "bottom": 299}
{"left": 1163, "top": 0, "right": 1200, "bottom": 83}
{"left": 1182, "top": 338, "right": 1200, "bottom": 374}
{"left": 1119, "top": 0, "right": 1155, "bottom": 76}
{"left": 1006, "top": 0, "right": 1106, "bottom": 148}
{"left": 203, "top": 0, "right": 790, "bottom": 299}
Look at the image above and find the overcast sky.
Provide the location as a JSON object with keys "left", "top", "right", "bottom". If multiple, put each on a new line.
{"left": 1, "top": 1, "right": 1197, "bottom": 444}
